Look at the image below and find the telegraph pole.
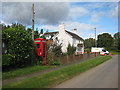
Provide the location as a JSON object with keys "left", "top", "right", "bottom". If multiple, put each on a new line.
{"left": 94, "top": 27, "right": 97, "bottom": 57}
{"left": 32, "top": 3, "right": 35, "bottom": 40}
{"left": 94, "top": 27, "right": 97, "bottom": 47}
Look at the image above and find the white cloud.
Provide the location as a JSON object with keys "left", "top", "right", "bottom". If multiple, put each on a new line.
{"left": 38, "top": 21, "right": 97, "bottom": 39}
{"left": 89, "top": 12, "right": 105, "bottom": 23}
{"left": 2, "top": 2, "right": 70, "bottom": 25}
{"left": 85, "top": 33, "right": 95, "bottom": 39}
{"left": 38, "top": 25, "right": 58, "bottom": 31}
{"left": 111, "top": 5, "right": 118, "bottom": 17}
{"left": 0, "top": 20, "right": 12, "bottom": 26}
{"left": 69, "top": 7, "right": 89, "bottom": 20}
{"left": 65, "top": 21, "right": 96, "bottom": 31}
{"left": 39, "top": 21, "right": 96, "bottom": 32}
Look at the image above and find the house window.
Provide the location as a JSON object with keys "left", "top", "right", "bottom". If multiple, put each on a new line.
{"left": 73, "top": 38, "right": 76, "bottom": 45}
{"left": 77, "top": 47, "right": 82, "bottom": 52}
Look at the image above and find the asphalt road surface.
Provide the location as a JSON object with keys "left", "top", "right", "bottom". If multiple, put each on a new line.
{"left": 55, "top": 55, "right": 119, "bottom": 88}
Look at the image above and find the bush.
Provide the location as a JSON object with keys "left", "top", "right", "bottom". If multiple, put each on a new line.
{"left": 47, "top": 52, "right": 58, "bottom": 65}
{"left": 47, "top": 51, "right": 61, "bottom": 65}
{"left": 47, "top": 42, "right": 62, "bottom": 57}
{"left": 46, "top": 41, "right": 62, "bottom": 65}
{"left": 53, "top": 58, "right": 61, "bottom": 65}
{"left": 2, "top": 54, "right": 14, "bottom": 71}
{"left": 67, "top": 43, "right": 76, "bottom": 55}
{"left": 2, "top": 54, "right": 12, "bottom": 66}
{"left": 2, "top": 24, "right": 35, "bottom": 68}
{"left": 85, "top": 48, "right": 91, "bottom": 53}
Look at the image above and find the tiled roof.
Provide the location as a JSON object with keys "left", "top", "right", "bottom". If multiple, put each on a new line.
{"left": 65, "top": 30, "right": 84, "bottom": 41}
{"left": 44, "top": 31, "right": 58, "bottom": 35}
{"left": 43, "top": 30, "right": 84, "bottom": 41}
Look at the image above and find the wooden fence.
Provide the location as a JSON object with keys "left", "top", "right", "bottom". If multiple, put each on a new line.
{"left": 60, "top": 52, "right": 100, "bottom": 64}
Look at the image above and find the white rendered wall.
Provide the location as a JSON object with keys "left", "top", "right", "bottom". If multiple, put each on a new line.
{"left": 55, "top": 23, "right": 73, "bottom": 53}
{"left": 44, "top": 23, "right": 84, "bottom": 54}
{"left": 72, "top": 38, "right": 84, "bottom": 54}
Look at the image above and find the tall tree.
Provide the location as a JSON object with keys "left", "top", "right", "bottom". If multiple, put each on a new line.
{"left": 84, "top": 38, "right": 95, "bottom": 49}
{"left": 67, "top": 43, "right": 76, "bottom": 55}
{"left": 2, "top": 23, "right": 35, "bottom": 68}
{"left": 113, "top": 32, "right": 120, "bottom": 50}
{"left": 97, "top": 33, "right": 114, "bottom": 50}
{"left": 40, "top": 29, "right": 43, "bottom": 34}
{"left": 34, "top": 28, "right": 39, "bottom": 39}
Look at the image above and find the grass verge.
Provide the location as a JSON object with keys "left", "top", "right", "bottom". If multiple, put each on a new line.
{"left": 3, "top": 55, "right": 112, "bottom": 88}
{"left": 2, "top": 65, "right": 51, "bottom": 80}
{"left": 110, "top": 51, "right": 120, "bottom": 55}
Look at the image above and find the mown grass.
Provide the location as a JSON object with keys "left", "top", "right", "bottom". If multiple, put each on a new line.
{"left": 2, "top": 65, "right": 51, "bottom": 80}
{"left": 3, "top": 56, "right": 112, "bottom": 88}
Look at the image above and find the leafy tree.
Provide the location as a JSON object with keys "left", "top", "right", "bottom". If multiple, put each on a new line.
{"left": 34, "top": 30, "right": 39, "bottom": 39}
{"left": 40, "top": 29, "right": 43, "bottom": 34}
{"left": 113, "top": 32, "right": 120, "bottom": 50}
{"left": 27, "top": 28, "right": 40, "bottom": 39}
{"left": 27, "top": 28, "right": 32, "bottom": 33}
{"left": 67, "top": 43, "right": 76, "bottom": 55}
{"left": 97, "top": 33, "right": 114, "bottom": 50}
{"left": 84, "top": 38, "right": 95, "bottom": 49}
{"left": 2, "top": 23, "right": 35, "bottom": 68}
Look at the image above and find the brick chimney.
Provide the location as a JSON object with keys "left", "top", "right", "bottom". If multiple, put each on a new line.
{"left": 74, "top": 29, "right": 77, "bottom": 34}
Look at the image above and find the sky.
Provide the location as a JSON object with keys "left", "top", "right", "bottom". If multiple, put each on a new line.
{"left": 0, "top": 1, "right": 119, "bottom": 39}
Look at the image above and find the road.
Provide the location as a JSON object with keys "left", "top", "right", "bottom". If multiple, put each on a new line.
{"left": 54, "top": 55, "right": 118, "bottom": 88}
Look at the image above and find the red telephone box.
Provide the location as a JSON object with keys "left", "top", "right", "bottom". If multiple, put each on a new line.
{"left": 34, "top": 38, "right": 47, "bottom": 65}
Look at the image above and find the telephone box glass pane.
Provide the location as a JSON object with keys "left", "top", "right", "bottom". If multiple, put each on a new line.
{"left": 42, "top": 40, "right": 46, "bottom": 42}
{"left": 43, "top": 43, "right": 45, "bottom": 57}
{"left": 35, "top": 40, "right": 41, "bottom": 42}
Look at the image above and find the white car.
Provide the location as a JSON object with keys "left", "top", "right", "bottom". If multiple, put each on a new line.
{"left": 100, "top": 49, "right": 109, "bottom": 56}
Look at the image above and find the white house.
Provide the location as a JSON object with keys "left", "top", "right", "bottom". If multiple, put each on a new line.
{"left": 43, "top": 23, "right": 84, "bottom": 54}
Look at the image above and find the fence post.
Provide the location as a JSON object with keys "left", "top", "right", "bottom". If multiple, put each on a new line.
{"left": 67, "top": 55, "right": 68, "bottom": 64}
{"left": 73, "top": 54, "right": 74, "bottom": 62}
{"left": 95, "top": 52, "right": 96, "bottom": 57}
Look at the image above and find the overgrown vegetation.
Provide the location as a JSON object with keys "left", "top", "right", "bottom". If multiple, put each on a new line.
{"left": 2, "top": 23, "right": 48, "bottom": 71}
{"left": 3, "top": 56, "right": 112, "bottom": 88}
{"left": 67, "top": 43, "right": 76, "bottom": 55}
{"left": 2, "top": 24, "right": 36, "bottom": 69}
{"left": 47, "top": 41, "right": 62, "bottom": 65}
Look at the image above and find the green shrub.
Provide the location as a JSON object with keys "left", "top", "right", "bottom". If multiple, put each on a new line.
{"left": 85, "top": 48, "right": 91, "bottom": 53}
{"left": 2, "top": 23, "right": 35, "bottom": 68}
{"left": 47, "top": 52, "right": 60, "bottom": 65}
{"left": 47, "top": 41, "right": 62, "bottom": 57}
{"left": 47, "top": 52, "right": 56, "bottom": 65}
{"left": 47, "top": 41, "right": 62, "bottom": 65}
{"left": 53, "top": 58, "right": 61, "bottom": 65}
{"left": 2, "top": 54, "right": 12, "bottom": 66}
{"left": 67, "top": 43, "right": 76, "bottom": 55}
